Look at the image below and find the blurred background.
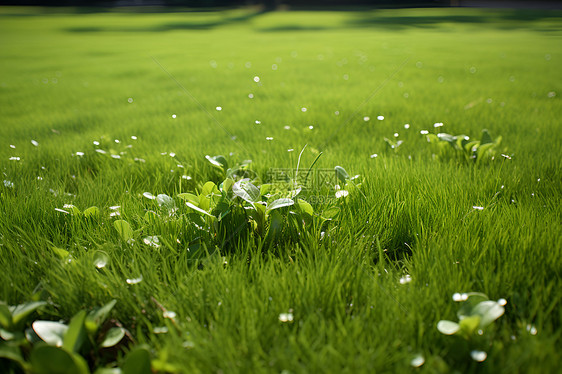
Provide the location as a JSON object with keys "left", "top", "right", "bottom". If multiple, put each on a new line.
{"left": 1, "top": 0, "right": 561, "bottom": 10}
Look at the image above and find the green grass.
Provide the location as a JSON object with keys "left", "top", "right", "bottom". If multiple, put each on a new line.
{"left": 1, "top": 6, "right": 561, "bottom": 373}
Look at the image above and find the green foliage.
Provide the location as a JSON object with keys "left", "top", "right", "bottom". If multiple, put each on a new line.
{"left": 437, "top": 293, "right": 506, "bottom": 365}
{"left": 0, "top": 298, "right": 152, "bottom": 374}
{"left": 425, "top": 129, "right": 504, "bottom": 162}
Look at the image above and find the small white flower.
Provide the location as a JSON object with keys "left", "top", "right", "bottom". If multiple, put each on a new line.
{"left": 470, "top": 350, "right": 487, "bottom": 362}
{"left": 410, "top": 354, "right": 425, "bottom": 368}
{"left": 126, "top": 275, "right": 143, "bottom": 285}
{"left": 278, "top": 313, "right": 294, "bottom": 323}
{"left": 399, "top": 275, "right": 411, "bottom": 284}
{"left": 526, "top": 324, "right": 537, "bottom": 335}
{"left": 335, "top": 190, "right": 349, "bottom": 198}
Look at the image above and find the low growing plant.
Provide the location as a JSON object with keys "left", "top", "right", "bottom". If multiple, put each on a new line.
{"left": 0, "top": 299, "right": 151, "bottom": 374}
{"left": 437, "top": 292, "right": 506, "bottom": 365}
{"left": 425, "top": 129, "right": 504, "bottom": 162}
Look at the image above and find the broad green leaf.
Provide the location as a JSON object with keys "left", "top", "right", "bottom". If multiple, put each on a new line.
{"left": 437, "top": 320, "right": 460, "bottom": 335}
{"left": 213, "top": 201, "right": 231, "bottom": 221}
{"left": 143, "top": 210, "right": 158, "bottom": 224}
{"left": 464, "top": 140, "right": 480, "bottom": 153}
{"left": 456, "top": 135, "right": 470, "bottom": 150}
{"left": 11, "top": 301, "right": 47, "bottom": 328}
{"left": 0, "top": 342, "right": 26, "bottom": 368}
{"left": 221, "top": 178, "right": 234, "bottom": 194}
{"left": 51, "top": 246, "right": 69, "bottom": 260}
{"left": 334, "top": 166, "right": 349, "bottom": 184}
{"left": 185, "top": 201, "right": 214, "bottom": 218}
{"left": 260, "top": 183, "right": 272, "bottom": 196}
{"left": 93, "top": 251, "right": 109, "bottom": 269}
{"left": 198, "top": 195, "right": 210, "bottom": 211}
{"left": 266, "top": 210, "right": 284, "bottom": 241}
{"left": 472, "top": 301, "right": 504, "bottom": 328}
{"left": 0, "top": 328, "right": 16, "bottom": 340}
{"left": 100, "top": 327, "right": 125, "bottom": 348}
{"left": 177, "top": 193, "right": 199, "bottom": 205}
{"left": 267, "top": 198, "right": 294, "bottom": 212}
{"left": 156, "top": 194, "right": 175, "bottom": 212}
{"left": 480, "top": 129, "right": 493, "bottom": 145}
{"left": 83, "top": 206, "right": 100, "bottom": 219}
{"left": 63, "top": 310, "right": 87, "bottom": 353}
{"left": 122, "top": 346, "right": 152, "bottom": 374}
{"left": 32, "top": 321, "right": 68, "bottom": 347}
{"left": 457, "top": 292, "right": 489, "bottom": 319}
{"left": 476, "top": 142, "right": 496, "bottom": 161}
{"left": 249, "top": 202, "right": 266, "bottom": 234}
{"left": 205, "top": 155, "right": 223, "bottom": 169}
{"left": 232, "top": 179, "right": 260, "bottom": 203}
{"left": 201, "top": 181, "right": 219, "bottom": 197}
{"left": 425, "top": 133, "right": 439, "bottom": 143}
{"left": 213, "top": 155, "right": 228, "bottom": 170}
{"left": 322, "top": 206, "right": 340, "bottom": 220}
{"left": 0, "top": 301, "right": 13, "bottom": 329}
{"left": 297, "top": 199, "right": 313, "bottom": 216}
{"left": 254, "top": 201, "right": 266, "bottom": 217}
{"left": 85, "top": 300, "right": 117, "bottom": 334}
{"left": 113, "top": 220, "right": 133, "bottom": 243}
{"left": 30, "top": 345, "right": 89, "bottom": 374}
{"left": 209, "top": 191, "right": 223, "bottom": 210}
{"left": 205, "top": 155, "right": 228, "bottom": 171}
{"left": 287, "top": 186, "right": 302, "bottom": 198}
{"left": 459, "top": 315, "right": 481, "bottom": 336}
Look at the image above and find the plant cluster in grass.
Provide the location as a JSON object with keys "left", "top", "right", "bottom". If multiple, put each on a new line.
{"left": 112, "top": 155, "right": 358, "bottom": 254}
{"left": 0, "top": 299, "right": 153, "bottom": 374}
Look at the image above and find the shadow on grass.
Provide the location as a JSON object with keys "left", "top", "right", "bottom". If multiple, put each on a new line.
{"left": 5, "top": 6, "right": 556, "bottom": 34}
{"left": 64, "top": 8, "right": 268, "bottom": 32}
{"left": 345, "top": 9, "right": 562, "bottom": 32}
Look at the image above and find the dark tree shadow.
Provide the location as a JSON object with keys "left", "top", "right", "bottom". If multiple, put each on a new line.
{"left": 63, "top": 7, "right": 268, "bottom": 32}
{"left": 345, "top": 9, "right": 562, "bottom": 32}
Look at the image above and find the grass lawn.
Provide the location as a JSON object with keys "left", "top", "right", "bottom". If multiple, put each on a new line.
{"left": 0, "top": 5, "right": 561, "bottom": 373}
